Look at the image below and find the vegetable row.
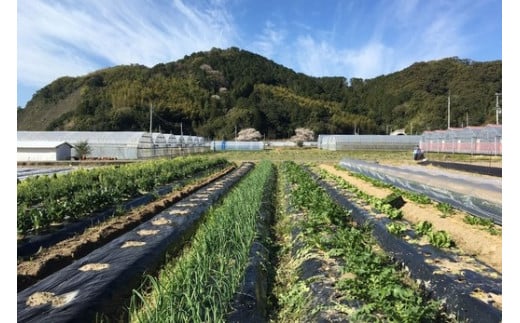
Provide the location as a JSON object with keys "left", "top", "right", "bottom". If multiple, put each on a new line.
{"left": 17, "top": 156, "right": 230, "bottom": 234}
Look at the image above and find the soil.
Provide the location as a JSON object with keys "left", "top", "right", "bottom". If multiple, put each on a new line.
{"left": 17, "top": 161, "right": 502, "bottom": 310}
{"left": 317, "top": 164, "right": 502, "bottom": 310}
{"left": 17, "top": 165, "right": 236, "bottom": 292}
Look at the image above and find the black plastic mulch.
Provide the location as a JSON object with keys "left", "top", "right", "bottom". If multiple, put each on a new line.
{"left": 17, "top": 167, "right": 229, "bottom": 259}
{"left": 17, "top": 163, "right": 254, "bottom": 323}
{"left": 226, "top": 164, "right": 276, "bottom": 323}
{"left": 422, "top": 160, "right": 502, "bottom": 177}
{"left": 17, "top": 187, "right": 169, "bottom": 259}
{"left": 276, "top": 171, "right": 351, "bottom": 322}
{"left": 308, "top": 167, "right": 502, "bottom": 323}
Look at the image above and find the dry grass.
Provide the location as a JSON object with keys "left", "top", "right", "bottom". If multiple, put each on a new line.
{"left": 205, "top": 148, "right": 501, "bottom": 166}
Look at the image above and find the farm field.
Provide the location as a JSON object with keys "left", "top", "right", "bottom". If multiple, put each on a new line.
{"left": 17, "top": 149, "right": 502, "bottom": 322}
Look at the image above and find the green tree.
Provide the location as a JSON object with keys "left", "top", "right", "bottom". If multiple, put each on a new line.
{"left": 18, "top": 48, "right": 501, "bottom": 135}
{"left": 74, "top": 140, "right": 92, "bottom": 160}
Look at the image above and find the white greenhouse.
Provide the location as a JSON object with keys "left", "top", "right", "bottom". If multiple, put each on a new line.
{"left": 210, "top": 140, "right": 265, "bottom": 151}
{"left": 17, "top": 131, "right": 156, "bottom": 160}
{"left": 318, "top": 134, "right": 421, "bottom": 151}
{"left": 164, "top": 134, "right": 178, "bottom": 148}
{"left": 151, "top": 132, "right": 168, "bottom": 157}
{"left": 17, "top": 131, "right": 210, "bottom": 161}
{"left": 420, "top": 125, "right": 502, "bottom": 155}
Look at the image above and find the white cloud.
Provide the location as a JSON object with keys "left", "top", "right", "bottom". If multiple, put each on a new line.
{"left": 347, "top": 43, "right": 395, "bottom": 78}
{"left": 16, "top": 0, "right": 499, "bottom": 108}
{"left": 251, "top": 21, "right": 286, "bottom": 58}
{"left": 420, "top": 16, "right": 465, "bottom": 57}
{"left": 17, "top": 0, "right": 236, "bottom": 89}
{"left": 286, "top": 0, "right": 485, "bottom": 80}
{"left": 293, "top": 35, "right": 393, "bottom": 79}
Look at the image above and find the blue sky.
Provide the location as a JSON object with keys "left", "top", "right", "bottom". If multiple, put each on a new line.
{"left": 15, "top": 0, "right": 503, "bottom": 108}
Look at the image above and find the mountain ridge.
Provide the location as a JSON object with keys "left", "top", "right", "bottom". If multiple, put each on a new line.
{"left": 17, "top": 47, "right": 501, "bottom": 139}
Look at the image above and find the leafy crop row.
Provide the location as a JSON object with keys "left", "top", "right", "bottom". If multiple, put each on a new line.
{"left": 274, "top": 162, "right": 444, "bottom": 321}
{"left": 319, "top": 169, "right": 404, "bottom": 220}
{"left": 335, "top": 165, "right": 433, "bottom": 204}
{"left": 319, "top": 168, "right": 456, "bottom": 250}
{"left": 463, "top": 215, "right": 501, "bottom": 235}
{"left": 17, "top": 156, "right": 230, "bottom": 234}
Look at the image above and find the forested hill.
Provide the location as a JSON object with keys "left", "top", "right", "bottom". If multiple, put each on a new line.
{"left": 17, "top": 47, "right": 501, "bottom": 139}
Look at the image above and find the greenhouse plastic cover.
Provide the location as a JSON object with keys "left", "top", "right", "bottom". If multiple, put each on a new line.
{"left": 338, "top": 158, "right": 502, "bottom": 225}
{"left": 211, "top": 140, "right": 264, "bottom": 151}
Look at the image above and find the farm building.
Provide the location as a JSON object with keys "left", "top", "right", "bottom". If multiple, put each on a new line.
{"left": 17, "top": 141, "right": 73, "bottom": 162}
{"left": 17, "top": 131, "right": 209, "bottom": 161}
{"left": 318, "top": 134, "right": 421, "bottom": 151}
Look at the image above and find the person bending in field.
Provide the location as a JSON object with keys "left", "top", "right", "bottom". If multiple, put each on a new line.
{"left": 413, "top": 145, "right": 425, "bottom": 161}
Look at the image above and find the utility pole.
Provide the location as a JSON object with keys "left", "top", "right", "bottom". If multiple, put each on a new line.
{"left": 180, "top": 121, "right": 183, "bottom": 151}
{"left": 495, "top": 93, "right": 502, "bottom": 125}
{"left": 447, "top": 90, "right": 451, "bottom": 129}
{"left": 149, "top": 103, "right": 153, "bottom": 133}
